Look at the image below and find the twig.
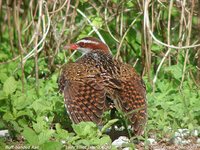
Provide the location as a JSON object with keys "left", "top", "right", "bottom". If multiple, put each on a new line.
{"left": 26, "top": 0, "right": 38, "bottom": 47}
{"left": 14, "top": 0, "right": 25, "bottom": 92}
{"left": 69, "top": 0, "right": 78, "bottom": 40}
{"left": 49, "top": 0, "right": 68, "bottom": 14}
{"left": 23, "top": 2, "right": 51, "bottom": 63}
{"left": 50, "top": 0, "right": 70, "bottom": 68}
{"left": 0, "top": 0, "right": 2, "bottom": 13}
{"left": 180, "top": 0, "right": 195, "bottom": 90}
{"left": 116, "top": 13, "right": 142, "bottom": 58}
{"left": 177, "top": 0, "right": 186, "bottom": 62}
{"left": 143, "top": 0, "right": 151, "bottom": 83}
{"left": 0, "top": 56, "right": 20, "bottom": 65}
{"left": 34, "top": 0, "right": 43, "bottom": 93}
{"left": 133, "top": 58, "right": 139, "bottom": 67}
{"left": 67, "top": 50, "right": 77, "bottom": 62}
{"left": 104, "top": 0, "right": 119, "bottom": 43}
{"left": 178, "top": 0, "right": 186, "bottom": 48}
{"left": 120, "top": 2, "right": 124, "bottom": 37}
{"left": 153, "top": 0, "right": 174, "bottom": 85}
{"left": 6, "top": 1, "right": 15, "bottom": 56}
{"left": 23, "top": 0, "right": 38, "bottom": 33}
{"left": 144, "top": 0, "right": 200, "bottom": 50}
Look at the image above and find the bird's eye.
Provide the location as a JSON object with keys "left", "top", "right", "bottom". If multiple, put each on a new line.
{"left": 79, "top": 42, "right": 85, "bottom": 47}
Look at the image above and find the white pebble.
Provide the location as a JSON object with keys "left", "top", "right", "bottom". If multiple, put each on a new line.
{"left": 197, "top": 138, "right": 200, "bottom": 144}
{"left": 181, "top": 139, "right": 191, "bottom": 145}
{"left": 61, "top": 140, "right": 66, "bottom": 144}
{"left": 173, "top": 136, "right": 182, "bottom": 145}
{"left": 112, "top": 136, "right": 130, "bottom": 148}
{"left": 174, "top": 128, "right": 190, "bottom": 138}
{"left": 147, "top": 138, "right": 157, "bottom": 145}
{"left": 173, "top": 136, "right": 191, "bottom": 145}
{"left": 191, "top": 129, "right": 198, "bottom": 137}
{"left": 0, "top": 130, "right": 9, "bottom": 137}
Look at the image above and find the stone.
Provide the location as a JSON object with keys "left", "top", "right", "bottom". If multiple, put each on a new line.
{"left": 174, "top": 129, "right": 190, "bottom": 138}
{"left": 191, "top": 129, "right": 198, "bottom": 137}
{"left": 147, "top": 138, "right": 157, "bottom": 145}
{"left": 0, "top": 130, "right": 9, "bottom": 137}
{"left": 112, "top": 136, "right": 130, "bottom": 148}
{"left": 197, "top": 138, "right": 200, "bottom": 144}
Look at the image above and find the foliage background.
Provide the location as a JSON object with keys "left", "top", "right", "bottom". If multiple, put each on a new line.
{"left": 0, "top": 0, "right": 200, "bottom": 149}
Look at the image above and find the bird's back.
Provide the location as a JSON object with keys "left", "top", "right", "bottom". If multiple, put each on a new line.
{"left": 59, "top": 50, "right": 147, "bottom": 135}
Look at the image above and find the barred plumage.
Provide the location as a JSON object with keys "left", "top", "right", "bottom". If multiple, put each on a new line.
{"left": 58, "top": 37, "right": 147, "bottom": 135}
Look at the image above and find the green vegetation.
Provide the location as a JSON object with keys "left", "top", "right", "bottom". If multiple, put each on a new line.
{"left": 0, "top": 0, "right": 200, "bottom": 149}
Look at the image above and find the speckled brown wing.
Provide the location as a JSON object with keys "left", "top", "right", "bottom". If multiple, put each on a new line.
{"left": 59, "top": 63, "right": 107, "bottom": 125}
{"left": 116, "top": 63, "right": 147, "bottom": 135}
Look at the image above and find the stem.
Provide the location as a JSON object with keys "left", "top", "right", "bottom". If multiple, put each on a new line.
{"left": 14, "top": 0, "right": 25, "bottom": 93}
{"left": 34, "top": 0, "right": 43, "bottom": 94}
{"left": 144, "top": 0, "right": 200, "bottom": 50}
{"left": 153, "top": 0, "right": 174, "bottom": 87}
{"left": 180, "top": 0, "right": 194, "bottom": 90}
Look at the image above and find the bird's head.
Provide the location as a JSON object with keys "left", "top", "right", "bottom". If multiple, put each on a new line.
{"left": 65, "top": 37, "right": 110, "bottom": 54}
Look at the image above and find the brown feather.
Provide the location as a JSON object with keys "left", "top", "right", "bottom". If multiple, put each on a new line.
{"left": 59, "top": 37, "right": 147, "bottom": 135}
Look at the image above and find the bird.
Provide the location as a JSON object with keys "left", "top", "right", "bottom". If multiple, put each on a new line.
{"left": 58, "top": 37, "right": 147, "bottom": 135}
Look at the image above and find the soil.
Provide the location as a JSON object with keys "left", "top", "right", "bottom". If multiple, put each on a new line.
{"left": 136, "top": 137, "right": 200, "bottom": 150}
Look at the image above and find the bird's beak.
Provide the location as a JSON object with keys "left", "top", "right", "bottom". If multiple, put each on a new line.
{"left": 64, "top": 44, "right": 78, "bottom": 50}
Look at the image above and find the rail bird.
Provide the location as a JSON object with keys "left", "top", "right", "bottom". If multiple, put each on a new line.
{"left": 58, "top": 37, "right": 147, "bottom": 135}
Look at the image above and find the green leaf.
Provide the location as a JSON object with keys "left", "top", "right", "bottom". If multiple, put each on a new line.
{"left": 92, "top": 17, "right": 102, "bottom": 28}
{"left": 172, "top": 7, "right": 179, "bottom": 16}
{"left": 0, "top": 139, "right": 6, "bottom": 150}
{"left": 30, "top": 99, "right": 52, "bottom": 115}
{"left": 33, "top": 117, "right": 48, "bottom": 133}
{"left": 165, "top": 64, "right": 183, "bottom": 80}
{"left": 68, "top": 135, "right": 80, "bottom": 144}
{"left": 3, "top": 76, "right": 17, "bottom": 96}
{"left": 72, "top": 122, "right": 98, "bottom": 138}
{"left": 74, "top": 139, "right": 90, "bottom": 146}
{"left": 55, "top": 123, "right": 69, "bottom": 139}
{"left": 0, "top": 53, "right": 9, "bottom": 61}
{"left": 0, "top": 91, "right": 7, "bottom": 101}
{"left": 0, "top": 72, "right": 8, "bottom": 82}
{"left": 99, "top": 135, "right": 111, "bottom": 145}
{"left": 22, "top": 127, "right": 39, "bottom": 145}
{"left": 151, "top": 44, "right": 163, "bottom": 53}
{"left": 16, "top": 110, "right": 33, "bottom": 118}
{"left": 17, "top": 118, "right": 29, "bottom": 128}
{"left": 90, "top": 135, "right": 111, "bottom": 146}
{"left": 10, "top": 120, "right": 22, "bottom": 132}
{"left": 156, "top": 80, "right": 170, "bottom": 93}
{"left": 192, "top": 16, "right": 198, "bottom": 25}
{"left": 40, "top": 141, "right": 63, "bottom": 150}
{"left": 38, "top": 129, "right": 55, "bottom": 145}
{"left": 3, "top": 112, "right": 15, "bottom": 121}
{"left": 101, "top": 119, "right": 118, "bottom": 134}
{"left": 13, "top": 94, "right": 31, "bottom": 110}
